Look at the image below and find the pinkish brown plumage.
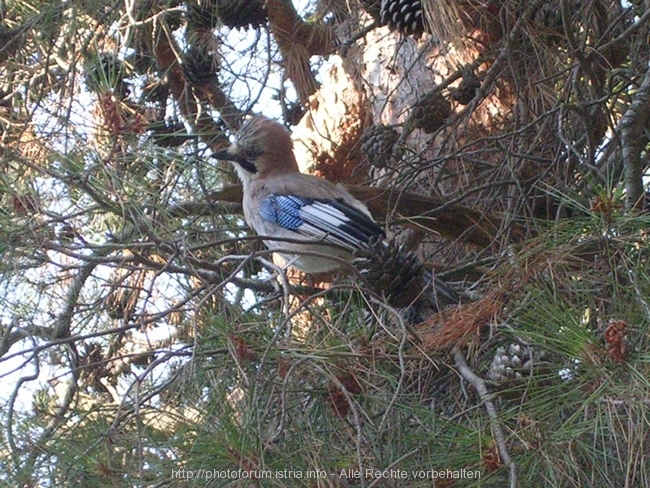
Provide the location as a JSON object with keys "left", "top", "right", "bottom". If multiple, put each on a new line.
{"left": 212, "top": 115, "right": 380, "bottom": 272}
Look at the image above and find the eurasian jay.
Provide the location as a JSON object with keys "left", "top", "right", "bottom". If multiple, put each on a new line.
{"left": 212, "top": 115, "right": 459, "bottom": 309}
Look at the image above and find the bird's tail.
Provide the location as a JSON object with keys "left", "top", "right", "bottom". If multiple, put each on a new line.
{"left": 422, "top": 269, "right": 460, "bottom": 311}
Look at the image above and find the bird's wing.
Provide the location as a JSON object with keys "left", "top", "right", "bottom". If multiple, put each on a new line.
{"left": 259, "top": 194, "right": 385, "bottom": 250}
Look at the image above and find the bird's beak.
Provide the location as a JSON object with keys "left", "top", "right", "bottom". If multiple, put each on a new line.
{"left": 212, "top": 148, "right": 240, "bottom": 163}
{"left": 211, "top": 148, "right": 258, "bottom": 174}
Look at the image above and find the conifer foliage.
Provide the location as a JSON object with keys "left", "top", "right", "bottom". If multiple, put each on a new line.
{"left": 1, "top": 1, "right": 649, "bottom": 486}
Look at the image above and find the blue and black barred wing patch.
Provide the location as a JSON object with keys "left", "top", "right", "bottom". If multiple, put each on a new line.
{"left": 259, "top": 194, "right": 385, "bottom": 249}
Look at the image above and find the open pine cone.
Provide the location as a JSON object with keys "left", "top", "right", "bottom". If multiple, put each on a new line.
{"left": 487, "top": 343, "right": 546, "bottom": 384}
{"left": 216, "top": 0, "right": 267, "bottom": 30}
{"left": 353, "top": 237, "right": 425, "bottom": 308}
{"left": 360, "top": 124, "right": 399, "bottom": 168}
{"left": 380, "top": 0, "right": 426, "bottom": 37}
{"left": 381, "top": 0, "right": 425, "bottom": 37}
{"left": 181, "top": 47, "right": 220, "bottom": 86}
{"left": 410, "top": 91, "right": 451, "bottom": 133}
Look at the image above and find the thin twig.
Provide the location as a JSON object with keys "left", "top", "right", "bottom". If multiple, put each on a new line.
{"left": 453, "top": 346, "right": 517, "bottom": 488}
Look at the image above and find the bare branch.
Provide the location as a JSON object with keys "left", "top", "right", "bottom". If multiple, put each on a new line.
{"left": 620, "top": 65, "right": 650, "bottom": 210}
{"left": 454, "top": 346, "right": 516, "bottom": 488}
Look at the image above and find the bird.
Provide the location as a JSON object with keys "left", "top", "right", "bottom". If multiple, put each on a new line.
{"left": 212, "top": 114, "right": 459, "bottom": 310}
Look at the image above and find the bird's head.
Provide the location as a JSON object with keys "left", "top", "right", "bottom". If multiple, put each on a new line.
{"left": 213, "top": 115, "right": 299, "bottom": 184}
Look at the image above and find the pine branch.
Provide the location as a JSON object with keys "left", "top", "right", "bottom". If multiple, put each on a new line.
{"left": 453, "top": 346, "right": 517, "bottom": 488}
{"left": 267, "top": 0, "right": 334, "bottom": 103}
{"left": 193, "top": 184, "right": 525, "bottom": 247}
{"left": 266, "top": 0, "right": 334, "bottom": 55}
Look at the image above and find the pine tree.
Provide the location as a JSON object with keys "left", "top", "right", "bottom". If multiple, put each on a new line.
{"left": 1, "top": 0, "right": 649, "bottom": 486}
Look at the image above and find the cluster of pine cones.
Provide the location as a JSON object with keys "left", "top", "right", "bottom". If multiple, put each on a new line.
{"left": 359, "top": 90, "right": 459, "bottom": 166}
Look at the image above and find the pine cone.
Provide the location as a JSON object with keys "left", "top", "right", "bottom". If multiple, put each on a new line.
{"left": 487, "top": 343, "right": 544, "bottom": 384}
{"left": 410, "top": 91, "right": 451, "bottom": 134}
{"left": 353, "top": 237, "right": 424, "bottom": 308}
{"left": 181, "top": 47, "right": 220, "bottom": 86}
{"left": 380, "top": 0, "right": 425, "bottom": 37}
{"left": 360, "top": 124, "right": 399, "bottom": 168}
{"left": 451, "top": 68, "right": 481, "bottom": 105}
{"left": 216, "top": 0, "right": 267, "bottom": 30}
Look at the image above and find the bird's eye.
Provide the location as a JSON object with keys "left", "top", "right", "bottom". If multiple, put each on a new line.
{"left": 243, "top": 147, "right": 261, "bottom": 160}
